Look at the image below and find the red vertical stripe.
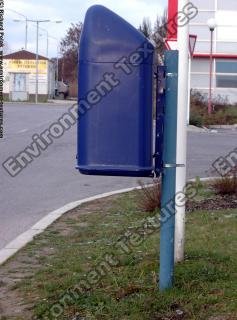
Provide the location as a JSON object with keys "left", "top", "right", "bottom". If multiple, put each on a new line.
{"left": 167, "top": 0, "right": 178, "bottom": 40}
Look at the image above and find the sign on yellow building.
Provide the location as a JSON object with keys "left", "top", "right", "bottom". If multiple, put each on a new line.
{"left": 6, "top": 59, "right": 48, "bottom": 74}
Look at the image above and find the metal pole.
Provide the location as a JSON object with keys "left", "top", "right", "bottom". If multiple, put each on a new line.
{"left": 25, "top": 19, "right": 55, "bottom": 102}
{"left": 208, "top": 30, "right": 214, "bottom": 114}
{"left": 62, "top": 58, "right": 64, "bottom": 82}
{"left": 46, "top": 31, "right": 49, "bottom": 58}
{"left": 159, "top": 50, "right": 178, "bottom": 291}
{"left": 174, "top": 0, "right": 189, "bottom": 263}
{"left": 25, "top": 19, "right": 28, "bottom": 50}
{"left": 56, "top": 44, "right": 59, "bottom": 83}
{"left": 36, "top": 21, "right": 39, "bottom": 104}
{"left": 187, "top": 53, "right": 191, "bottom": 124}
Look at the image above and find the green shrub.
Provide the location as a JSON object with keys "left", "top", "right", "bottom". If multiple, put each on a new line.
{"left": 203, "top": 107, "right": 237, "bottom": 125}
{"left": 190, "top": 112, "right": 203, "bottom": 127}
{"left": 190, "top": 90, "right": 237, "bottom": 126}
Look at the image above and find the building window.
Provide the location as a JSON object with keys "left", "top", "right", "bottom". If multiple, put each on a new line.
{"left": 216, "top": 61, "right": 237, "bottom": 88}
{"left": 216, "top": 61, "right": 237, "bottom": 74}
{"left": 216, "top": 75, "right": 237, "bottom": 88}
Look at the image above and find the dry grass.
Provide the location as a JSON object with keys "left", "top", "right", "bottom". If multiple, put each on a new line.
{"left": 137, "top": 179, "right": 161, "bottom": 212}
{"left": 212, "top": 169, "right": 237, "bottom": 195}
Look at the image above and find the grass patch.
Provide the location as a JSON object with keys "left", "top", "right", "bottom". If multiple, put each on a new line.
{"left": 0, "top": 187, "right": 236, "bottom": 320}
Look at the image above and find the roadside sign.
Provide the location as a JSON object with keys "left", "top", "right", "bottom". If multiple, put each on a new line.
{"left": 189, "top": 34, "right": 197, "bottom": 57}
{"left": 165, "top": 35, "right": 197, "bottom": 56}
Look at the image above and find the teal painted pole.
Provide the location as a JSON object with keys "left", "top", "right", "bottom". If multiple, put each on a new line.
{"left": 159, "top": 50, "right": 179, "bottom": 291}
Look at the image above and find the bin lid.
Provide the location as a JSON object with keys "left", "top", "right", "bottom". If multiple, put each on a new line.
{"left": 79, "top": 5, "right": 154, "bottom": 64}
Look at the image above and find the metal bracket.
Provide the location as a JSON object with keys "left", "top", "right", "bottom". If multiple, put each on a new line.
{"left": 163, "top": 163, "right": 185, "bottom": 168}
{"left": 166, "top": 72, "right": 178, "bottom": 78}
{"left": 157, "top": 68, "right": 166, "bottom": 94}
{"left": 154, "top": 65, "right": 166, "bottom": 176}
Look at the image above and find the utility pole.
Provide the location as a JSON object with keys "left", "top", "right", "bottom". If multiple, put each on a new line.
{"left": 174, "top": 0, "right": 190, "bottom": 263}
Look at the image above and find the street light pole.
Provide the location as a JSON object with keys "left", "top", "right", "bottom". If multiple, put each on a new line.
{"left": 208, "top": 30, "right": 214, "bottom": 114}
{"left": 25, "top": 18, "right": 28, "bottom": 50}
{"left": 46, "top": 31, "right": 49, "bottom": 58}
{"left": 56, "top": 44, "right": 59, "bottom": 84}
{"left": 26, "top": 20, "right": 50, "bottom": 104}
{"left": 8, "top": 8, "right": 28, "bottom": 49}
{"left": 27, "top": 19, "right": 62, "bottom": 103}
{"left": 51, "top": 37, "right": 60, "bottom": 85}
{"left": 36, "top": 21, "right": 39, "bottom": 104}
{"left": 207, "top": 18, "right": 217, "bottom": 115}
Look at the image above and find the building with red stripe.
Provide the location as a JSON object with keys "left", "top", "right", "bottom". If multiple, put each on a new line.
{"left": 168, "top": 0, "right": 237, "bottom": 103}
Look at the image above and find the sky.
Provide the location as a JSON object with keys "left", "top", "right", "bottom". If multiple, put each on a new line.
{"left": 5, "top": 0, "right": 168, "bottom": 58}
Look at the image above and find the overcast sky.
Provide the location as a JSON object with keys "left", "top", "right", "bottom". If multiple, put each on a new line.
{"left": 5, "top": 0, "right": 167, "bottom": 58}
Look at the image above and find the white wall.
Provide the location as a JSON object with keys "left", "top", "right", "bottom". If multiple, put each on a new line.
{"left": 28, "top": 74, "right": 48, "bottom": 95}
{"left": 191, "top": 0, "right": 237, "bottom": 56}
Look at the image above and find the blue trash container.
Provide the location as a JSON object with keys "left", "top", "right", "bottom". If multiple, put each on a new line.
{"left": 77, "top": 5, "right": 155, "bottom": 177}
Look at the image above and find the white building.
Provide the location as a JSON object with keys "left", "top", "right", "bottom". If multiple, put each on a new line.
{"left": 3, "top": 50, "right": 56, "bottom": 102}
{"left": 190, "top": 0, "right": 237, "bottom": 103}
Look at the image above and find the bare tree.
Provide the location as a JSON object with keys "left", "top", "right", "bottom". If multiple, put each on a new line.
{"left": 59, "top": 22, "right": 83, "bottom": 81}
{"left": 139, "top": 17, "right": 152, "bottom": 39}
{"left": 152, "top": 9, "right": 168, "bottom": 56}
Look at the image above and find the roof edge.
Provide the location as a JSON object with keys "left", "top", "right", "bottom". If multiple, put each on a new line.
{"left": 3, "top": 50, "right": 49, "bottom": 60}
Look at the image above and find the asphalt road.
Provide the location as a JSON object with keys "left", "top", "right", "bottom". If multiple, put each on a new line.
{"left": 0, "top": 103, "right": 236, "bottom": 250}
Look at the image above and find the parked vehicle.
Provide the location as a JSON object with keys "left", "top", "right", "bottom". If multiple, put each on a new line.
{"left": 55, "top": 81, "right": 69, "bottom": 99}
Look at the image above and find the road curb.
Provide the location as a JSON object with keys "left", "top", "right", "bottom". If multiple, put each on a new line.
{"left": 0, "top": 186, "right": 140, "bottom": 265}
{"left": 208, "top": 124, "right": 237, "bottom": 129}
{"left": 0, "top": 177, "right": 219, "bottom": 266}
{"left": 4, "top": 101, "right": 77, "bottom": 106}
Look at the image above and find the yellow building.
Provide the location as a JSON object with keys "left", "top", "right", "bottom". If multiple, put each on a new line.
{"left": 3, "top": 50, "right": 56, "bottom": 102}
